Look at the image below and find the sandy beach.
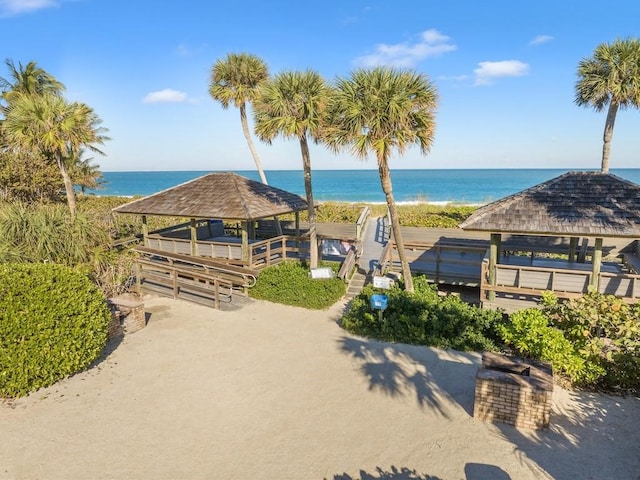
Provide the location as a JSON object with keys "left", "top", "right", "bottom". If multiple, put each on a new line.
{"left": 2, "top": 295, "right": 639, "bottom": 480}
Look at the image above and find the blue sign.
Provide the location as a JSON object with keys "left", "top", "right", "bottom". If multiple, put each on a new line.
{"left": 370, "top": 294, "right": 388, "bottom": 310}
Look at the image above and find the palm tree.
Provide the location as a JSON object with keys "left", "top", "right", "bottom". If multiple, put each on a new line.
{"left": 575, "top": 38, "right": 640, "bottom": 173}
{"left": 209, "top": 53, "right": 269, "bottom": 184}
{"left": 0, "top": 59, "right": 65, "bottom": 105}
{"left": 326, "top": 67, "right": 438, "bottom": 293}
{"left": 253, "top": 70, "right": 330, "bottom": 268}
{"left": 1, "top": 93, "right": 109, "bottom": 216}
{"left": 69, "top": 151, "right": 105, "bottom": 194}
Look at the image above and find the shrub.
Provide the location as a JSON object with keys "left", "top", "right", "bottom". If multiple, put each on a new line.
{"left": 342, "top": 276, "right": 502, "bottom": 351}
{"left": 0, "top": 263, "right": 111, "bottom": 398}
{"left": 249, "top": 261, "right": 345, "bottom": 309}
{"left": 542, "top": 291, "right": 640, "bottom": 391}
{"left": 496, "top": 308, "right": 604, "bottom": 385}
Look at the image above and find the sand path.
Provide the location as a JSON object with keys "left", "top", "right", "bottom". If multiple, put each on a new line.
{"left": 1, "top": 295, "right": 639, "bottom": 480}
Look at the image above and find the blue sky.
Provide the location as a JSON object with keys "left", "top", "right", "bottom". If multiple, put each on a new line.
{"left": 1, "top": 0, "right": 639, "bottom": 172}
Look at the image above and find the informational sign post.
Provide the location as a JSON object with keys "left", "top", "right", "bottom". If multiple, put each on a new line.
{"left": 373, "top": 276, "right": 394, "bottom": 290}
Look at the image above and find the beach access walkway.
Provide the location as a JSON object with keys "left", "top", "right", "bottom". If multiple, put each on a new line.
{"left": 345, "top": 216, "right": 389, "bottom": 298}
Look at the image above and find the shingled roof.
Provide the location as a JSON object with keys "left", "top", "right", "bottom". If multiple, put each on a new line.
{"left": 459, "top": 171, "right": 640, "bottom": 238}
{"left": 113, "top": 172, "right": 308, "bottom": 220}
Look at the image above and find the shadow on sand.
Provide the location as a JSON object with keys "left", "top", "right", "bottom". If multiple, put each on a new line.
{"left": 337, "top": 335, "right": 640, "bottom": 478}
{"left": 338, "top": 336, "right": 480, "bottom": 417}
{"left": 326, "top": 465, "right": 442, "bottom": 480}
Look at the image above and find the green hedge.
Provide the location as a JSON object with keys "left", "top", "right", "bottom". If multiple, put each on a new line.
{"left": 249, "top": 261, "right": 345, "bottom": 309}
{"left": 342, "top": 276, "right": 502, "bottom": 351}
{"left": 0, "top": 263, "right": 111, "bottom": 398}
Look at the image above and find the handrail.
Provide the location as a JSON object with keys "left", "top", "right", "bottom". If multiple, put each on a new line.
{"left": 136, "top": 258, "right": 234, "bottom": 309}
{"left": 338, "top": 245, "right": 358, "bottom": 280}
{"left": 134, "top": 246, "right": 257, "bottom": 288}
{"left": 355, "top": 206, "right": 371, "bottom": 241}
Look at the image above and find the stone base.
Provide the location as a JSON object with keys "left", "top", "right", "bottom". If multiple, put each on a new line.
{"left": 474, "top": 352, "right": 553, "bottom": 430}
{"left": 107, "top": 295, "right": 146, "bottom": 339}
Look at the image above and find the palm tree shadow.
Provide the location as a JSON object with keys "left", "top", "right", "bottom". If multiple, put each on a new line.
{"left": 492, "top": 389, "right": 640, "bottom": 479}
{"left": 339, "top": 336, "right": 480, "bottom": 417}
{"left": 327, "top": 465, "right": 443, "bottom": 479}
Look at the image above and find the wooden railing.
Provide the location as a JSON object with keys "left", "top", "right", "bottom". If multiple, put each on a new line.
{"left": 135, "top": 247, "right": 258, "bottom": 290}
{"left": 480, "top": 257, "right": 640, "bottom": 302}
{"left": 337, "top": 245, "right": 358, "bottom": 280}
{"left": 248, "top": 235, "right": 307, "bottom": 268}
{"left": 355, "top": 206, "right": 370, "bottom": 241}
{"left": 135, "top": 258, "right": 235, "bottom": 309}
{"left": 388, "top": 241, "right": 487, "bottom": 286}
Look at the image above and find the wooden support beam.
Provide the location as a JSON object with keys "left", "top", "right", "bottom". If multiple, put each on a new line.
{"left": 488, "top": 233, "right": 501, "bottom": 301}
{"left": 590, "top": 237, "right": 603, "bottom": 291}
{"left": 142, "top": 215, "right": 149, "bottom": 246}
{"left": 190, "top": 218, "right": 197, "bottom": 256}
{"left": 241, "top": 222, "right": 249, "bottom": 262}
{"left": 569, "top": 237, "right": 578, "bottom": 262}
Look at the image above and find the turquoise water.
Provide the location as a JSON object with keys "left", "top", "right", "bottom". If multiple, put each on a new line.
{"left": 97, "top": 169, "right": 640, "bottom": 204}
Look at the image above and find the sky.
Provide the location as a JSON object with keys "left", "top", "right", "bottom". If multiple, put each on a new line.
{"left": 1, "top": 0, "right": 639, "bottom": 172}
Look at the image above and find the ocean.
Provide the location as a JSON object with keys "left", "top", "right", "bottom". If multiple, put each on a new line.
{"left": 96, "top": 169, "right": 640, "bottom": 205}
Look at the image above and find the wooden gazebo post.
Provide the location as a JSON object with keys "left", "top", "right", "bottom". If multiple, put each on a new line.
{"left": 241, "top": 221, "right": 250, "bottom": 263}
{"left": 190, "top": 218, "right": 197, "bottom": 255}
{"left": 590, "top": 237, "right": 603, "bottom": 291}
{"left": 569, "top": 237, "right": 579, "bottom": 262}
{"left": 488, "top": 233, "right": 501, "bottom": 301}
{"left": 141, "top": 215, "right": 149, "bottom": 246}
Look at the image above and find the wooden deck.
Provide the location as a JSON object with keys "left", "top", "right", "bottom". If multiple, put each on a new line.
{"left": 383, "top": 227, "right": 639, "bottom": 310}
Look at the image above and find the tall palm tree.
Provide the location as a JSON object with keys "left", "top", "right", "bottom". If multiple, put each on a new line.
{"left": 326, "top": 67, "right": 438, "bottom": 293}
{"left": 1, "top": 93, "right": 109, "bottom": 216}
{"left": 209, "top": 53, "right": 269, "bottom": 184}
{"left": 253, "top": 70, "right": 330, "bottom": 268}
{"left": 0, "top": 59, "right": 65, "bottom": 105}
{"left": 575, "top": 38, "right": 640, "bottom": 173}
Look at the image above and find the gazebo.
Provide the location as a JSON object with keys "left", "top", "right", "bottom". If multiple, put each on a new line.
{"left": 460, "top": 171, "right": 640, "bottom": 305}
{"left": 113, "top": 172, "right": 308, "bottom": 262}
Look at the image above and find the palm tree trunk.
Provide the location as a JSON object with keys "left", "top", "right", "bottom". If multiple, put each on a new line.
{"left": 240, "top": 103, "right": 268, "bottom": 184}
{"left": 57, "top": 157, "right": 77, "bottom": 217}
{"left": 601, "top": 102, "right": 618, "bottom": 174}
{"left": 299, "top": 134, "right": 318, "bottom": 268}
{"left": 240, "top": 102, "right": 282, "bottom": 235}
{"left": 377, "top": 155, "right": 414, "bottom": 293}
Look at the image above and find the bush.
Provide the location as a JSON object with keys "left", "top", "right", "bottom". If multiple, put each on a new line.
{"left": 342, "top": 276, "right": 502, "bottom": 351}
{"left": 542, "top": 291, "right": 640, "bottom": 391}
{"left": 496, "top": 308, "right": 603, "bottom": 385}
{"left": 249, "top": 261, "right": 346, "bottom": 309}
{"left": 0, "top": 263, "right": 111, "bottom": 398}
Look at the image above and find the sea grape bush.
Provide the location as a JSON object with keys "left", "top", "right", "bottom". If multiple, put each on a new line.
{"left": 542, "top": 291, "right": 640, "bottom": 391}
{"left": 249, "top": 260, "right": 345, "bottom": 309}
{"left": 496, "top": 308, "right": 604, "bottom": 385}
{"left": 342, "top": 276, "right": 502, "bottom": 351}
{"left": 498, "top": 291, "right": 640, "bottom": 391}
{"left": 0, "top": 263, "right": 111, "bottom": 398}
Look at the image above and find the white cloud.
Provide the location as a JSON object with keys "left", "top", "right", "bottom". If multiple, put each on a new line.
{"left": 529, "top": 35, "right": 554, "bottom": 46}
{"left": 473, "top": 60, "right": 529, "bottom": 86}
{"left": 0, "top": 0, "right": 57, "bottom": 16}
{"left": 174, "top": 42, "right": 208, "bottom": 57}
{"left": 142, "top": 88, "right": 189, "bottom": 104}
{"left": 354, "top": 29, "right": 457, "bottom": 68}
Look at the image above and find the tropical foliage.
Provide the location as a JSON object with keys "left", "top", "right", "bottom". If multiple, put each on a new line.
{"left": 342, "top": 277, "right": 502, "bottom": 351}
{"left": 575, "top": 38, "right": 640, "bottom": 173}
{"left": 253, "top": 70, "right": 330, "bottom": 268}
{"left": 249, "top": 260, "right": 345, "bottom": 309}
{"left": 209, "top": 53, "right": 270, "bottom": 184}
{"left": 0, "top": 263, "right": 110, "bottom": 398}
{"left": 326, "top": 67, "right": 438, "bottom": 292}
{"left": 1, "top": 92, "right": 108, "bottom": 216}
{"left": 498, "top": 291, "right": 640, "bottom": 392}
